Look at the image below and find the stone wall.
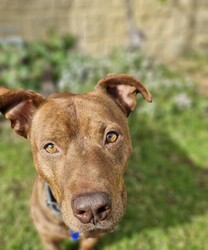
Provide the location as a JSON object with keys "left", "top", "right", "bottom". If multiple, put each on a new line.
{"left": 0, "top": 0, "right": 207, "bottom": 60}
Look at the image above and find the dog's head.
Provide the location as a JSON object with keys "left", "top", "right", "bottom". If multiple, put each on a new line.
{"left": 0, "top": 74, "right": 152, "bottom": 235}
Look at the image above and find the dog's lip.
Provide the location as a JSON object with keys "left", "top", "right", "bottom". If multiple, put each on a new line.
{"left": 68, "top": 221, "right": 115, "bottom": 235}
{"left": 80, "top": 226, "right": 115, "bottom": 238}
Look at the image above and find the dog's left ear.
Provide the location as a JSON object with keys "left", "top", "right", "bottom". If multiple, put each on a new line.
{"left": 0, "top": 87, "right": 45, "bottom": 138}
{"left": 96, "top": 74, "right": 152, "bottom": 116}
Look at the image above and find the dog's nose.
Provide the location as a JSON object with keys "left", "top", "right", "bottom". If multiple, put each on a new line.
{"left": 72, "top": 192, "right": 111, "bottom": 225}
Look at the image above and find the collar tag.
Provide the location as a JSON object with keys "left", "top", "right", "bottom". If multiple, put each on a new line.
{"left": 70, "top": 230, "right": 80, "bottom": 240}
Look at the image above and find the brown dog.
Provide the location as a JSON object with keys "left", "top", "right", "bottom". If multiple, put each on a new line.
{"left": 0, "top": 74, "right": 152, "bottom": 250}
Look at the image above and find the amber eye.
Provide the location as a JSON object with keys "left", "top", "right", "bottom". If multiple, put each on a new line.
{"left": 44, "top": 143, "right": 59, "bottom": 154}
{"left": 105, "top": 131, "right": 119, "bottom": 144}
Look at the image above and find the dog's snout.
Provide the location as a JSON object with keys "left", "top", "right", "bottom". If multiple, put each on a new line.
{"left": 72, "top": 192, "right": 111, "bottom": 225}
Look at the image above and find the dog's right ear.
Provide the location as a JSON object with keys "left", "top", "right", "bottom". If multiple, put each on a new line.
{"left": 0, "top": 87, "right": 45, "bottom": 138}
{"left": 96, "top": 74, "right": 152, "bottom": 116}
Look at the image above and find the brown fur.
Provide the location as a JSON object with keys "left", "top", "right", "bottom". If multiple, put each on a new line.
{"left": 0, "top": 74, "right": 152, "bottom": 250}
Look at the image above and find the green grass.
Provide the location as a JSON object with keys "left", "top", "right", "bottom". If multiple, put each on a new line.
{"left": 1, "top": 51, "right": 208, "bottom": 249}
{"left": 0, "top": 126, "right": 40, "bottom": 249}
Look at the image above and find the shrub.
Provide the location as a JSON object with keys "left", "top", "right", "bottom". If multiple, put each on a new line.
{"left": 0, "top": 32, "right": 76, "bottom": 91}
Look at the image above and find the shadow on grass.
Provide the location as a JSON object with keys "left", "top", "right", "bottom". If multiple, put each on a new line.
{"left": 97, "top": 117, "right": 208, "bottom": 249}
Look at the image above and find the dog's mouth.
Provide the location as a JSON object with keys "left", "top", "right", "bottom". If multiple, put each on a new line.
{"left": 63, "top": 215, "right": 116, "bottom": 235}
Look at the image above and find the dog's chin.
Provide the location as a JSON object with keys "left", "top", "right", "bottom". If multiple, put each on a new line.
{"left": 81, "top": 227, "right": 115, "bottom": 238}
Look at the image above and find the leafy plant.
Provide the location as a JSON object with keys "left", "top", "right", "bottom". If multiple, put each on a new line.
{"left": 0, "top": 32, "right": 76, "bottom": 91}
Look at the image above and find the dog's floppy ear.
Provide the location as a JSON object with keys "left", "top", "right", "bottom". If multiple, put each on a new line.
{"left": 0, "top": 87, "right": 45, "bottom": 138}
{"left": 96, "top": 74, "right": 152, "bottom": 116}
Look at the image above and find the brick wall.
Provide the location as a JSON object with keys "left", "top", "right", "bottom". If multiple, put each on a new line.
{"left": 0, "top": 0, "right": 207, "bottom": 60}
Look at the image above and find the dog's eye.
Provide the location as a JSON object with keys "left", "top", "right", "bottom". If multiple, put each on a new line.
{"left": 44, "top": 143, "right": 59, "bottom": 154}
{"left": 105, "top": 131, "right": 119, "bottom": 144}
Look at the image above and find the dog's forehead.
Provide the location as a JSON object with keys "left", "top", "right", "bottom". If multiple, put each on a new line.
{"left": 31, "top": 91, "right": 127, "bottom": 141}
{"left": 42, "top": 91, "right": 123, "bottom": 121}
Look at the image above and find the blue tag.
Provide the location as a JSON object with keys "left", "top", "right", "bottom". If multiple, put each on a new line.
{"left": 70, "top": 229, "right": 80, "bottom": 240}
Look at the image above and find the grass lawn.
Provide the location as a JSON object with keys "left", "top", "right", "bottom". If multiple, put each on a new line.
{"left": 1, "top": 51, "right": 208, "bottom": 249}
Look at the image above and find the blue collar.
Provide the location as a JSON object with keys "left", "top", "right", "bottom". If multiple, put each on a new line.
{"left": 45, "top": 183, "right": 62, "bottom": 217}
